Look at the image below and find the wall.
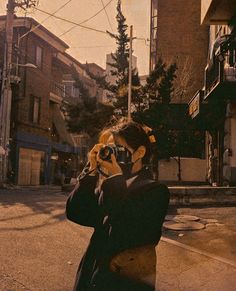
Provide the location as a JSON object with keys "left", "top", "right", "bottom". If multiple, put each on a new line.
{"left": 16, "top": 32, "right": 52, "bottom": 138}
{"left": 159, "top": 158, "right": 207, "bottom": 182}
{"left": 152, "top": 0, "right": 209, "bottom": 103}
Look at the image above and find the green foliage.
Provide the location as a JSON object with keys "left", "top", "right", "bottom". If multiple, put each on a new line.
{"left": 65, "top": 66, "right": 114, "bottom": 138}
{"left": 66, "top": 96, "right": 114, "bottom": 138}
{"left": 106, "top": 0, "right": 129, "bottom": 87}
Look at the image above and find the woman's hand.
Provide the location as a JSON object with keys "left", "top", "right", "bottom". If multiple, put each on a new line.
{"left": 88, "top": 143, "right": 104, "bottom": 174}
{"left": 97, "top": 153, "right": 122, "bottom": 177}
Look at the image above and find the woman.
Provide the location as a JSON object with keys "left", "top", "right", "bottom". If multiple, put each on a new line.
{"left": 66, "top": 120, "right": 170, "bottom": 291}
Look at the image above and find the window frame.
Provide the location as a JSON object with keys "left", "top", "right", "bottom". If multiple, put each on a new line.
{"left": 30, "top": 95, "right": 41, "bottom": 124}
{"left": 35, "top": 45, "right": 43, "bottom": 69}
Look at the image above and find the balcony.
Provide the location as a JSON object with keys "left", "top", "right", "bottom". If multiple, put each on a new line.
{"left": 201, "top": 0, "right": 236, "bottom": 24}
{"left": 50, "top": 81, "right": 65, "bottom": 104}
{"left": 204, "top": 59, "right": 236, "bottom": 100}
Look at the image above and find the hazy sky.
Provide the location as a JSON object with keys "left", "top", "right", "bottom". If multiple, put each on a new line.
{"left": 0, "top": 0, "right": 150, "bottom": 75}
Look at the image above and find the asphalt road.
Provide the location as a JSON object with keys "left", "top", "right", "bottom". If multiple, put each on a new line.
{"left": 0, "top": 188, "right": 93, "bottom": 291}
{"left": 0, "top": 187, "right": 236, "bottom": 291}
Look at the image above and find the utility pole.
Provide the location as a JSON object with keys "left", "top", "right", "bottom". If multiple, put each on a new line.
{"left": 128, "top": 25, "right": 133, "bottom": 122}
{"left": 0, "top": 0, "right": 38, "bottom": 185}
{"left": 0, "top": 0, "right": 15, "bottom": 184}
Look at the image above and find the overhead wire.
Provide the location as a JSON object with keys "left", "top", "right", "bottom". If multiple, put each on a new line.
{"left": 70, "top": 45, "right": 113, "bottom": 48}
{"left": 18, "top": 0, "right": 74, "bottom": 41}
{"left": 22, "top": 2, "right": 149, "bottom": 47}
{"left": 58, "top": 0, "right": 114, "bottom": 38}
{"left": 100, "top": 0, "right": 113, "bottom": 32}
{"left": 34, "top": 6, "right": 108, "bottom": 35}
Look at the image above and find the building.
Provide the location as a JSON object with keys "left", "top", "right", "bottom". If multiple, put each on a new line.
{"left": 189, "top": 0, "right": 236, "bottom": 185}
{"left": 150, "top": 0, "right": 209, "bottom": 103}
{"left": 149, "top": 0, "right": 210, "bottom": 184}
{"left": 83, "top": 62, "right": 106, "bottom": 103}
{"left": 0, "top": 16, "right": 99, "bottom": 185}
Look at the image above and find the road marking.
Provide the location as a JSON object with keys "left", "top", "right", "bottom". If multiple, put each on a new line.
{"left": 161, "top": 237, "right": 236, "bottom": 268}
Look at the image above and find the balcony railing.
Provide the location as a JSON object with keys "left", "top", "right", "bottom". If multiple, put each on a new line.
{"left": 204, "top": 59, "right": 236, "bottom": 99}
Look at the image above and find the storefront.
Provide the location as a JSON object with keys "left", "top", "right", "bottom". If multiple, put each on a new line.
{"left": 18, "top": 148, "right": 45, "bottom": 185}
{"left": 14, "top": 132, "right": 50, "bottom": 185}
{"left": 13, "top": 131, "right": 80, "bottom": 186}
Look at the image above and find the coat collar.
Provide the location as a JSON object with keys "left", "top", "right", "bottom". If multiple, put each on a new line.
{"left": 126, "top": 167, "right": 153, "bottom": 192}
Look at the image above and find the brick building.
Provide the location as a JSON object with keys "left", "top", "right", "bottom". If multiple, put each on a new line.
{"left": 149, "top": 0, "right": 210, "bottom": 183}
{"left": 150, "top": 0, "right": 209, "bottom": 103}
{"left": 0, "top": 16, "right": 100, "bottom": 185}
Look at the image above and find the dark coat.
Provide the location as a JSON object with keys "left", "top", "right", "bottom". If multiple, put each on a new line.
{"left": 66, "top": 166, "right": 170, "bottom": 291}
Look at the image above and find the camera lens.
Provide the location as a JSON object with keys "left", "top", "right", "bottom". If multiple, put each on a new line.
{"left": 99, "top": 145, "right": 115, "bottom": 161}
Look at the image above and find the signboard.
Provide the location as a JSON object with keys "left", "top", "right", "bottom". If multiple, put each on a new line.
{"left": 189, "top": 90, "right": 202, "bottom": 119}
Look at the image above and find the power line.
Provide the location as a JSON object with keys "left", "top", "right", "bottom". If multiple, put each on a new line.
{"left": 58, "top": 0, "right": 114, "bottom": 38}
{"left": 19, "top": 0, "right": 74, "bottom": 41}
{"left": 70, "top": 45, "right": 114, "bottom": 48}
{"left": 34, "top": 6, "right": 108, "bottom": 35}
{"left": 100, "top": 0, "right": 113, "bottom": 32}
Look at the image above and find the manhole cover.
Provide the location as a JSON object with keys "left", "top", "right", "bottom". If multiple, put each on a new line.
{"left": 165, "top": 215, "right": 200, "bottom": 222}
{"left": 163, "top": 221, "right": 205, "bottom": 231}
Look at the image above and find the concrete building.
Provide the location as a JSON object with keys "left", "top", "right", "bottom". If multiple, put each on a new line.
{"left": 189, "top": 0, "right": 236, "bottom": 185}
{"left": 0, "top": 16, "right": 99, "bottom": 185}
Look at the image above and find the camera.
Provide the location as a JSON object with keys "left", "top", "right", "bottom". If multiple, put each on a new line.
{"left": 98, "top": 144, "right": 132, "bottom": 164}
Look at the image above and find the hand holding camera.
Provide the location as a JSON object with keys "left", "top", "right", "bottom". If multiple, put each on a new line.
{"left": 88, "top": 143, "right": 123, "bottom": 177}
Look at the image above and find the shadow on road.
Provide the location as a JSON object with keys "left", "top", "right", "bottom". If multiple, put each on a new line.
{"left": 0, "top": 189, "right": 69, "bottom": 231}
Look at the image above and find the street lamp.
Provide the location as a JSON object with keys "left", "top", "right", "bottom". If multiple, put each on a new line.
{"left": 15, "top": 63, "right": 37, "bottom": 69}
{"left": 11, "top": 63, "right": 37, "bottom": 83}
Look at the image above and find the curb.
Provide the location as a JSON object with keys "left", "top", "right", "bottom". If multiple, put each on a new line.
{"left": 169, "top": 187, "right": 236, "bottom": 206}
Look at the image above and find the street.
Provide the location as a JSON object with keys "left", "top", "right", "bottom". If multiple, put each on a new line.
{"left": 1, "top": 187, "right": 236, "bottom": 291}
{"left": 0, "top": 187, "right": 93, "bottom": 291}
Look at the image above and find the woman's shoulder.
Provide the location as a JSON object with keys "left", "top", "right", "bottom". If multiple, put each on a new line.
{"left": 130, "top": 176, "right": 169, "bottom": 195}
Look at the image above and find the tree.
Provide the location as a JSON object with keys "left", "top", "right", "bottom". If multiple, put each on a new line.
{"left": 85, "top": 0, "right": 141, "bottom": 117}
{"left": 64, "top": 66, "right": 114, "bottom": 139}
{"left": 106, "top": 0, "right": 129, "bottom": 89}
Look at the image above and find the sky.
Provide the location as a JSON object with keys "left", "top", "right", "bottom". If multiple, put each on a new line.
{"left": 0, "top": 0, "right": 150, "bottom": 75}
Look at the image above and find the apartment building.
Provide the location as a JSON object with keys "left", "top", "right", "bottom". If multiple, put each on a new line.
{"left": 189, "top": 0, "right": 236, "bottom": 185}
{"left": 0, "top": 16, "right": 100, "bottom": 185}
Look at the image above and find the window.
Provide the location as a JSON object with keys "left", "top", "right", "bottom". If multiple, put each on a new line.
{"left": 35, "top": 46, "right": 43, "bottom": 69}
{"left": 229, "top": 49, "right": 236, "bottom": 67}
{"left": 151, "top": 0, "right": 158, "bottom": 57}
{"left": 30, "top": 95, "right": 40, "bottom": 124}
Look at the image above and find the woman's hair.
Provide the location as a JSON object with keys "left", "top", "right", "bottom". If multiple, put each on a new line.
{"left": 98, "top": 128, "right": 112, "bottom": 144}
{"left": 109, "top": 119, "right": 152, "bottom": 164}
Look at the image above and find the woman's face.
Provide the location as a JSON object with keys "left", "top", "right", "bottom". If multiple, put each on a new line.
{"left": 110, "top": 134, "right": 146, "bottom": 166}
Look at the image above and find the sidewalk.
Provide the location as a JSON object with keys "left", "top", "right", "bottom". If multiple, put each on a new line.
{"left": 156, "top": 238, "right": 236, "bottom": 290}
{"left": 169, "top": 186, "right": 236, "bottom": 206}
